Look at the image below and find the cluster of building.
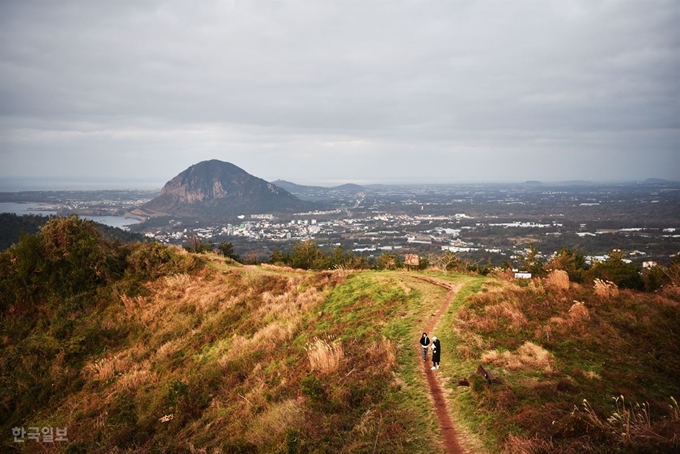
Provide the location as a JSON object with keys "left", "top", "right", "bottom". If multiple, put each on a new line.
{"left": 138, "top": 207, "right": 677, "bottom": 268}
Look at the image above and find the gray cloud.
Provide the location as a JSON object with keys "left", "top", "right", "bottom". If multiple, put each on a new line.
{"left": 1, "top": 0, "right": 678, "bottom": 188}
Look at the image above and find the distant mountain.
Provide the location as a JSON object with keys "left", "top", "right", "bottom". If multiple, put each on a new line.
{"left": 270, "top": 180, "right": 366, "bottom": 194}
{"left": 270, "top": 179, "right": 318, "bottom": 193}
{"left": 332, "top": 183, "right": 365, "bottom": 193}
{"left": 642, "top": 178, "right": 675, "bottom": 185}
{"left": 143, "top": 160, "right": 311, "bottom": 217}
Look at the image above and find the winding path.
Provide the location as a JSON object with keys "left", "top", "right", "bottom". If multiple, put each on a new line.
{"left": 414, "top": 276, "right": 467, "bottom": 454}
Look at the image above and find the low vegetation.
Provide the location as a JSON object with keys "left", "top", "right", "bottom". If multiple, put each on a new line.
{"left": 1, "top": 216, "right": 678, "bottom": 453}
{"left": 0, "top": 217, "right": 444, "bottom": 453}
{"left": 439, "top": 265, "right": 680, "bottom": 453}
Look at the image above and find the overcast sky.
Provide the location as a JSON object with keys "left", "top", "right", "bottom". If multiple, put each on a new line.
{"left": 1, "top": 0, "right": 678, "bottom": 189}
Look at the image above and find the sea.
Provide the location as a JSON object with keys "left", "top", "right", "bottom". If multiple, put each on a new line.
{"left": 0, "top": 203, "right": 141, "bottom": 229}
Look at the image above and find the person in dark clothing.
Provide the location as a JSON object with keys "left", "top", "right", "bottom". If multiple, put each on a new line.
{"left": 420, "top": 333, "right": 430, "bottom": 361}
{"left": 431, "top": 336, "right": 441, "bottom": 370}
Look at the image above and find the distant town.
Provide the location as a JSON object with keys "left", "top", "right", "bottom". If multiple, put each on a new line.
{"left": 2, "top": 179, "right": 678, "bottom": 266}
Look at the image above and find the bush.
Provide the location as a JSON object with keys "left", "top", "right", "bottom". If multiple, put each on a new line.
{"left": 0, "top": 216, "right": 123, "bottom": 313}
{"left": 269, "top": 241, "right": 368, "bottom": 270}
{"left": 125, "top": 242, "right": 199, "bottom": 282}
{"left": 587, "top": 249, "right": 644, "bottom": 290}
{"left": 300, "top": 374, "right": 328, "bottom": 408}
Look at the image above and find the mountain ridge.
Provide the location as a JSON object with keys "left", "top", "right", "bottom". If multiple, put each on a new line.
{"left": 271, "top": 179, "right": 366, "bottom": 194}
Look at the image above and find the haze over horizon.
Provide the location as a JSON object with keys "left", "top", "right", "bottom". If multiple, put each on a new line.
{"left": 0, "top": 173, "right": 678, "bottom": 193}
{"left": 1, "top": 1, "right": 678, "bottom": 190}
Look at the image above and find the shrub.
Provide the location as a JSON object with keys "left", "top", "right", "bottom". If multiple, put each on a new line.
{"left": 547, "top": 246, "right": 587, "bottom": 283}
{"left": 300, "top": 374, "right": 328, "bottom": 406}
{"left": 587, "top": 249, "right": 644, "bottom": 290}
{"left": 125, "top": 242, "right": 199, "bottom": 282}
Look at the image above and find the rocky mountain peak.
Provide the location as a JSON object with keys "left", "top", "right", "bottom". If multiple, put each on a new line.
{"left": 143, "top": 160, "right": 310, "bottom": 217}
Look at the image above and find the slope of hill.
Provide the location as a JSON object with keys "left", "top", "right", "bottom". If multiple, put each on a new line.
{"left": 441, "top": 271, "right": 680, "bottom": 453}
{"left": 0, "top": 213, "right": 145, "bottom": 251}
{"left": 144, "top": 160, "right": 312, "bottom": 218}
{"left": 1, "top": 217, "right": 679, "bottom": 453}
{"left": 0, "top": 217, "right": 453, "bottom": 453}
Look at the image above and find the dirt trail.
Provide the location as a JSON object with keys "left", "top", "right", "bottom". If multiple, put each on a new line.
{"left": 413, "top": 276, "right": 467, "bottom": 454}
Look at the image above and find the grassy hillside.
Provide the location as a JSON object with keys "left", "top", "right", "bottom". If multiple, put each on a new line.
{"left": 438, "top": 271, "right": 680, "bottom": 453}
{"left": 1, "top": 217, "right": 452, "bottom": 452}
{"left": 2, "top": 217, "right": 678, "bottom": 453}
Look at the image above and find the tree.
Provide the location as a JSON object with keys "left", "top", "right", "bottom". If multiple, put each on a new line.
{"left": 376, "top": 252, "right": 403, "bottom": 270}
{"left": 217, "top": 242, "right": 240, "bottom": 261}
{"left": 587, "top": 249, "right": 643, "bottom": 290}
{"left": 428, "top": 250, "right": 459, "bottom": 273}
{"left": 642, "top": 264, "right": 667, "bottom": 292}
{"left": 269, "top": 248, "right": 291, "bottom": 266}
{"left": 329, "top": 245, "right": 367, "bottom": 269}
{"left": 547, "top": 246, "right": 587, "bottom": 283}
{"left": 522, "top": 243, "right": 544, "bottom": 276}
{"left": 184, "top": 234, "right": 212, "bottom": 253}
{"left": 290, "top": 240, "right": 328, "bottom": 270}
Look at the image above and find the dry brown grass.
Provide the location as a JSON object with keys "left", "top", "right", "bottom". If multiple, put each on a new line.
{"left": 254, "top": 321, "right": 297, "bottom": 345}
{"left": 544, "top": 269, "right": 570, "bottom": 291}
{"left": 258, "top": 285, "right": 323, "bottom": 320}
{"left": 244, "top": 399, "right": 304, "bottom": 446}
{"left": 583, "top": 370, "right": 601, "bottom": 380}
{"left": 120, "top": 294, "right": 146, "bottom": 316}
{"left": 594, "top": 278, "right": 619, "bottom": 298}
{"left": 88, "top": 358, "right": 116, "bottom": 382}
{"left": 260, "top": 263, "right": 308, "bottom": 274}
{"left": 660, "top": 284, "right": 680, "bottom": 302}
{"left": 331, "top": 264, "right": 356, "bottom": 281}
{"left": 165, "top": 273, "right": 191, "bottom": 290}
{"left": 527, "top": 278, "right": 546, "bottom": 294}
{"left": 459, "top": 296, "right": 528, "bottom": 333}
{"left": 117, "top": 369, "right": 158, "bottom": 391}
{"left": 568, "top": 300, "right": 590, "bottom": 322}
{"left": 482, "top": 341, "right": 554, "bottom": 372}
{"left": 368, "top": 338, "right": 397, "bottom": 373}
{"left": 155, "top": 339, "right": 182, "bottom": 360}
{"left": 212, "top": 276, "right": 325, "bottom": 366}
{"left": 540, "top": 300, "right": 592, "bottom": 340}
{"left": 306, "top": 338, "right": 344, "bottom": 373}
{"left": 83, "top": 345, "right": 152, "bottom": 384}
{"left": 217, "top": 321, "right": 298, "bottom": 366}
{"left": 578, "top": 396, "right": 680, "bottom": 448}
{"left": 502, "top": 434, "right": 554, "bottom": 454}
{"left": 485, "top": 301, "right": 528, "bottom": 330}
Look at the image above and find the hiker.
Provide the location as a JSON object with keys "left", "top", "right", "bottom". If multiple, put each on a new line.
{"left": 420, "top": 332, "right": 430, "bottom": 361}
{"left": 431, "top": 336, "right": 441, "bottom": 370}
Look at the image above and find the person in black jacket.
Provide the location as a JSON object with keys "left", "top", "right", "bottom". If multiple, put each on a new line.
{"left": 431, "top": 336, "right": 441, "bottom": 370}
{"left": 419, "top": 332, "right": 430, "bottom": 361}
